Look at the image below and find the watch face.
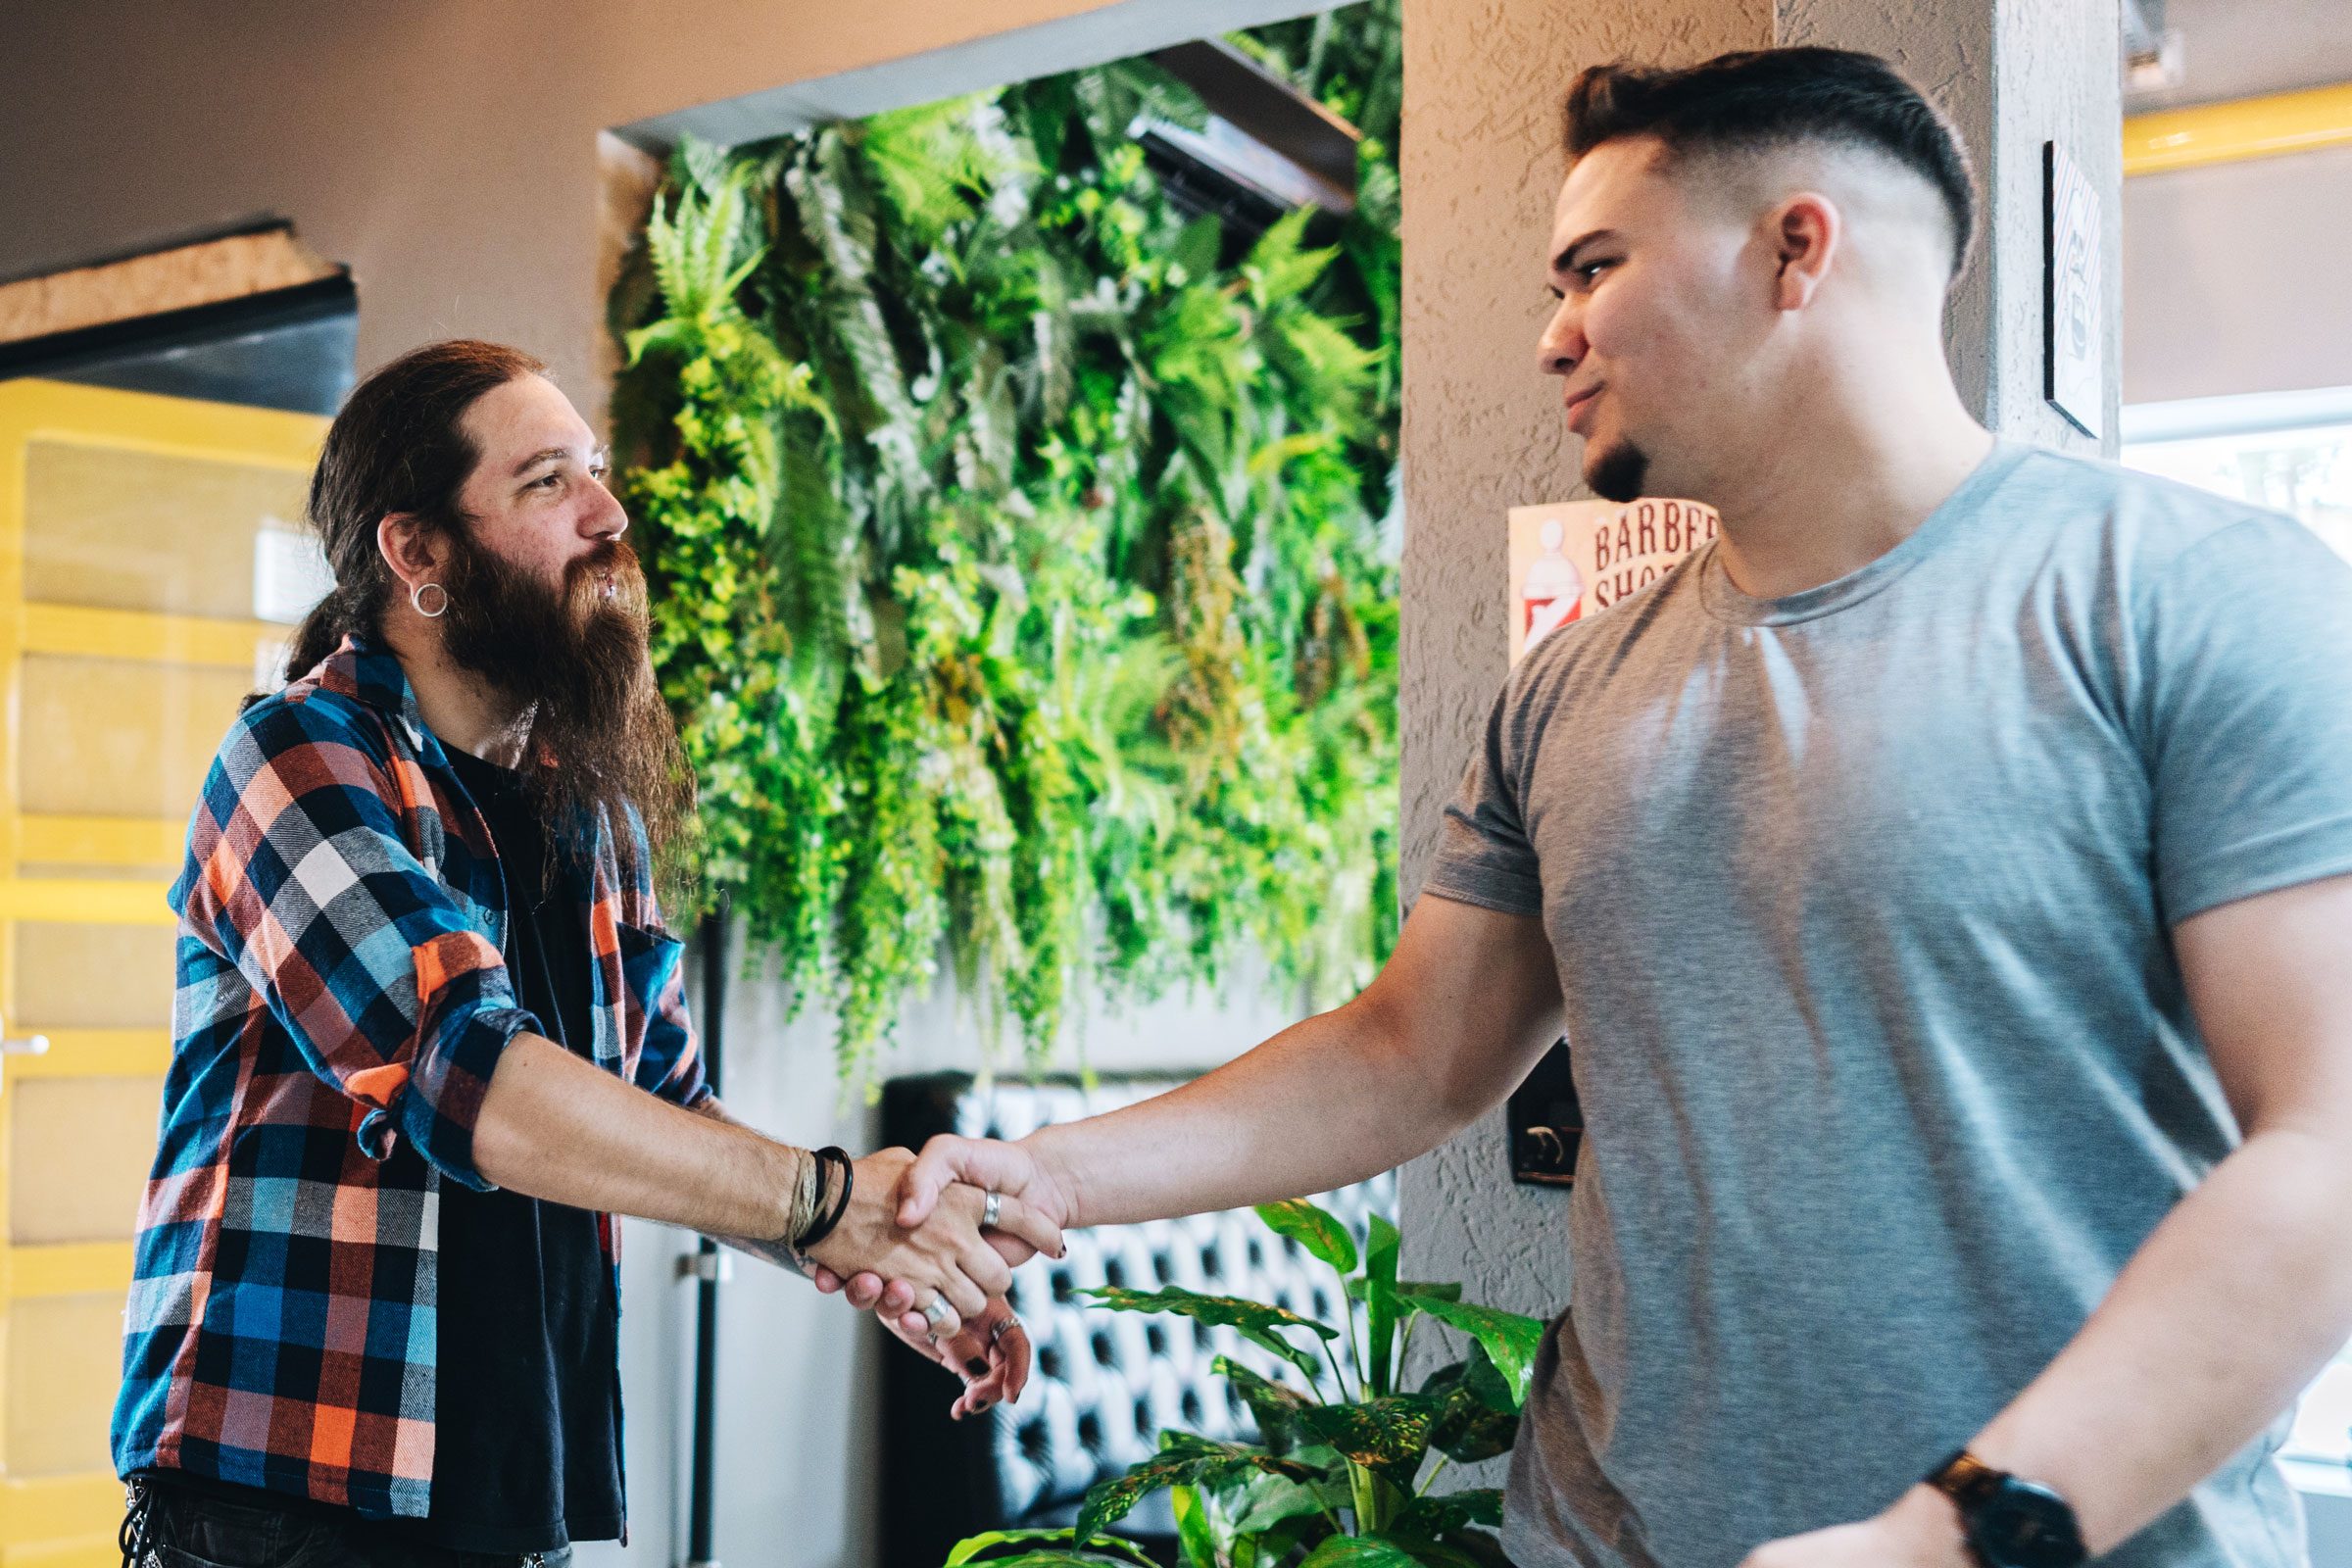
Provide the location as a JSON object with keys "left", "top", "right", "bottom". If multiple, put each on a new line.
{"left": 1972, "top": 1480, "right": 2087, "bottom": 1568}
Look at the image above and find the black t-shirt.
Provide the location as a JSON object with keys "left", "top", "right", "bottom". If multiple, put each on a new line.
{"left": 416, "top": 745, "right": 625, "bottom": 1553}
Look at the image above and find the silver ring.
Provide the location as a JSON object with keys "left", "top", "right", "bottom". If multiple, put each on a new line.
{"left": 988, "top": 1316, "right": 1016, "bottom": 1346}
{"left": 921, "top": 1296, "right": 955, "bottom": 1331}
{"left": 981, "top": 1190, "right": 1003, "bottom": 1229}
{"left": 411, "top": 580, "right": 449, "bottom": 618}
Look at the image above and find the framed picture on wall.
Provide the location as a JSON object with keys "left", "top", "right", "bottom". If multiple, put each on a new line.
{"left": 2044, "top": 138, "right": 2105, "bottom": 439}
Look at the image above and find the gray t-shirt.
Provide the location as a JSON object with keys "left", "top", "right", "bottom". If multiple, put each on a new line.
{"left": 1426, "top": 440, "right": 2352, "bottom": 1568}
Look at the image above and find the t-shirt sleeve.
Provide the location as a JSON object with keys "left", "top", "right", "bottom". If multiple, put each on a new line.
{"left": 2141, "top": 514, "right": 2352, "bottom": 924}
{"left": 1421, "top": 675, "right": 1545, "bottom": 916}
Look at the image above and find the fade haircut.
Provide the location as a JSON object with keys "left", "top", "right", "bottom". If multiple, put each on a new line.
{"left": 1563, "top": 47, "right": 1978, "bottom": 279}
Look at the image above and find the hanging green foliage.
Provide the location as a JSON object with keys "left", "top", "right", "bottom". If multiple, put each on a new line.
{"left": 613, "top": 1, "right": 1402, "bottom": 1087}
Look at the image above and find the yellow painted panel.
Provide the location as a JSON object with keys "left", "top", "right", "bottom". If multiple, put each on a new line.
{"left": 0, "top": 1537, "right": 122, "bottom": 1568}
{"left": 16, "top": 925, "right": 175, "bottom": 1026}
{"left": 21, "top": 439, "right": 310, "bottom": 621}
{"left": 0, "top": 1473, "right": 124, "bottom": 1553}
{"left": 2125, "top": 81, "right": 2352, "bottom": 176}
{"left": 8, "top": 1078, "right": 159, "bottom": 1246}
{"left": 0, "top": 379, "right": 323, "bottom": 469}
{"left": 6, "top": 1031, "right": 172, "bottom": 1081}
{"left": 18, "top": 653, "right": 246, "bottom": 820}
{"left": 0, "top": 884, "right": 175, "bottom": 928}
{"left": 1, "top": 1244, "right": 133, "bottom": 1300}
{"left": 18, "top": 816, "right": 183, "bottom": 870}
{"left": 1, "top": 1295, "right": 122, "bottom": 1476}
{"left": 18, "top": 864, "right": 174, "bottom": 887}
{"left": 22, "top": 604, "right": 284, "bottom": 675}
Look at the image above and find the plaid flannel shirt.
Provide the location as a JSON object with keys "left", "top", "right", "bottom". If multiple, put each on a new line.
{"left": 112, "top": 636, "right": 707, "bottom": 1517}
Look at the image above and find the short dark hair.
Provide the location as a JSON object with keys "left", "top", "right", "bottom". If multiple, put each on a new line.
{"left": 1563, "top": 47, "right": 1977, "bottom": 277}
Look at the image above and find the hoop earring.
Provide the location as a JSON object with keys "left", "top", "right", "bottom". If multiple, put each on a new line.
{"left": 411, "top": 581, "right": 449, "bottom": 618}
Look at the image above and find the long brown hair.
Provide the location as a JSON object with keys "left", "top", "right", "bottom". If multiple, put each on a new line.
{"left": 281, "top": 339, "right": 548, "bottom": 680}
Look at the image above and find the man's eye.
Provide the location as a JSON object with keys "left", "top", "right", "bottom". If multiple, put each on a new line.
{"left": 1578, "top": 260, "right": 1616, "bottom": 283}
{"left": 536, "top": 472, "right": 563, "bottom": 488}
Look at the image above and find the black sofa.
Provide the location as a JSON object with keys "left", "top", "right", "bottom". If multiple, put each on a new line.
{"left": 878, "top": 1071, "right": 1398, "bottom": 1568}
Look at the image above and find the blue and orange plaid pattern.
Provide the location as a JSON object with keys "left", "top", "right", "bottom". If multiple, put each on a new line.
{"left": 112, "top": 636, "right": 707, "bottom": 1517}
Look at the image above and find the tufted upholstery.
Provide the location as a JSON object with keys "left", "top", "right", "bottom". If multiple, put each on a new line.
{"left": 878, "top": 1072, "right": 1397, "bottom": 1568}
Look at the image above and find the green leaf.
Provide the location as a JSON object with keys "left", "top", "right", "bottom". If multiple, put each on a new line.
{"left": 1362, "top": 1211, "right": 1399, "bottom": 1396}
{"left": 1171, "top": 1484, "right": 1217, "bottom": 1568}
{"left": 1075, "top": 1433, "right": 1317, "bottom": 1545}
{"left": 1296, "top": 1537, "right": 1423, "bottom": 1568}
{"left": 1170, "top": 213, "right": 1223, "bottom": 284}
{"left": 1421, "top": 1346, "right": 1520, "bottom": 1463}
{"left": 1224, "top": 1469, "right": 1335, "bottom": 1536}
{"left": 1392, "top": 1488, "right": 1505, "bottom": 1540}
{"left": 945, "top": 1527, "right": 1159, "bottom": 1566}
{"left": 1213, "top": 1353, "right": 1315, "bottom": 1451}
{"left": 1348, "top": 1277, "right": 1461, "bottom": 1305}
{"left": 1256, "top": 1199, "right": 1359, "bottom": 1274}
{"left": 1289, "top": 1395, "right": 1439, "bottom": 1485}
{"left": 1395, "top": 1293, "right": 1545, "bottom": 1409}
{"left": 1082, "top": 1285, "right": 1337, "bottom": 1379}
{"left": 1245, "top": 207, "right": 1337, "bottom": 308}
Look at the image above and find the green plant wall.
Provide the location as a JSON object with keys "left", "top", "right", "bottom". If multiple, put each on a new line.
{"left": 612, "top": 2, "right": 1402, "bottom": 1086}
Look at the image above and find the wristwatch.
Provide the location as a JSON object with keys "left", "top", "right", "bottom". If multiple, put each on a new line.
{"left": 1924, "top": 1450, "right": 2087, "bottom": 1568}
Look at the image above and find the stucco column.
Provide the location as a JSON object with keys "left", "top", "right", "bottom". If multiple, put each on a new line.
{"left": 1395, "top": 0, "right": 2123, "bottom": 1375}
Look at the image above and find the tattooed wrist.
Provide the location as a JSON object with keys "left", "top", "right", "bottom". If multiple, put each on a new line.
{"left": 717, "top": 1233, "right": 814, "bottom": 1279}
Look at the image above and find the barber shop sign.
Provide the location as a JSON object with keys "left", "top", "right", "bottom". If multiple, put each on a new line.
{"left": 1506, "top": 496, "right": 1721, "bottom": 663}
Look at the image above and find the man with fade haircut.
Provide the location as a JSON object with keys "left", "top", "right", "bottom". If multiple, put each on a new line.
{"left": 828, "top": 47, "right": 2352, "bottom": 1568}
{"left": 112, "top": 340, "right": 1059, "bottom": 1568}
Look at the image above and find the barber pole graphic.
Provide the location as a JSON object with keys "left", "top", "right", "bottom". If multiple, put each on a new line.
{"left": 1507, "top": 496, "right": 1721, "bottom": 664}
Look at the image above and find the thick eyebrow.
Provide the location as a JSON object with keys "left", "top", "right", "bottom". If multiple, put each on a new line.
{"left": 511, "top": 446, "right": 572, "bottom": 478}
{"left": 1550, "top": 229, "right": 1623, "bottom": 276}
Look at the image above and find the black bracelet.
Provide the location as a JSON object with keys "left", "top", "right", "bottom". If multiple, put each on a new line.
{"left": 796, "top": 1147, "right": 855, "bottom": 1251}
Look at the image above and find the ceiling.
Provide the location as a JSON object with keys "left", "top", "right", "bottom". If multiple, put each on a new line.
{"left": 2124, "top": 0, "right": 2352, "bottom": 112}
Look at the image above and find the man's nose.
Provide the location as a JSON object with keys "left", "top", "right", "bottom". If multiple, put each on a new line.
{"left": 585, "top": 479, "right": 627, "bottom": 541}
{"left": 1536, "top": 299, "right": 1583, "bottom": 377}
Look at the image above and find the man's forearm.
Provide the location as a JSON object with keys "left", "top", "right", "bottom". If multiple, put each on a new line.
{"left": 474, "top": 1033, "right": 804, "bottom": 1241}
{"left": 1961, "top": 1127, "right": 2352, "bottom": 1552}
{"left": 686, "top": 1098, "right": 816, "bottom": 1277}
{"left": 1029, "top": 994, "right": 1478, "bottom": 1229}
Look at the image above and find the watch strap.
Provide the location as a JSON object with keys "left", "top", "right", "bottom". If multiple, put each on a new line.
{"left": 1929, "top": 1448, "right": 2005, "bottom": 1509}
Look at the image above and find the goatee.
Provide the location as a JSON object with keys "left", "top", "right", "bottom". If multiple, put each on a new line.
{"left": 1586, "top": 438, "right": 1649, "bottom": 505}
{"left": 436, "top": 530, "right": 696, "bottom": 906}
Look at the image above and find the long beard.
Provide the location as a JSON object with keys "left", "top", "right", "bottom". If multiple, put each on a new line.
{"left": 435, "top": 531, "right": 696, "bottom": 905}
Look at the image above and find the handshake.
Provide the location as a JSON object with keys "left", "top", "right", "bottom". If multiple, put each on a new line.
{"left": 786, "top": 1134, "right": 1069, "bottom": 1420}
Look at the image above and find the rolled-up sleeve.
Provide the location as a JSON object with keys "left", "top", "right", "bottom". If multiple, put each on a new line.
{"left": 172, "top": 692, "right": 536, "bottom": 1190}
{"left": 621, "top": 913, "right": 709, "bottom": 1109}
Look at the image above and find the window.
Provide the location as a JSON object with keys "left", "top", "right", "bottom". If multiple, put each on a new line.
{"left": 2123, "top": 389, "right": 2352, "bottom": 1468}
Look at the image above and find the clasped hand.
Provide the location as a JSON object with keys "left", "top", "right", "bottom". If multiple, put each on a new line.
{"left": 802, "top": 1146, "right": 1066, "bottom": 1417}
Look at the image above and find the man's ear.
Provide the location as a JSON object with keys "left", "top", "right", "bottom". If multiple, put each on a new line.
{"left": 375, "top": 513, "right": 445, "bottom": 591}
{"left": 1768, "top": 191, "right": 1840, "bottom": 312}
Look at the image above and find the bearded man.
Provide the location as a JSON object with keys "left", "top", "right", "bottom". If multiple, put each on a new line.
{"left": 111, "top": 340, "right": 1054, "bottom": 1568}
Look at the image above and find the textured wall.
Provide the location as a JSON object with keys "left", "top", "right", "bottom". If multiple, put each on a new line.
{"left": 1392, "top": 0, "right": 1773, "bottom": 1396}
{"left": 1393, "top": 0, "right": 2123, "bottom": 1441}
{"left": 1779, "top": 0, "right": 2121, "bottom": 452}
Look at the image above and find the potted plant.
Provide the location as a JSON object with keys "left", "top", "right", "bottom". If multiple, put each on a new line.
{"left": 943, "top": 1199, "right": 1544, "bottom": 1568}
